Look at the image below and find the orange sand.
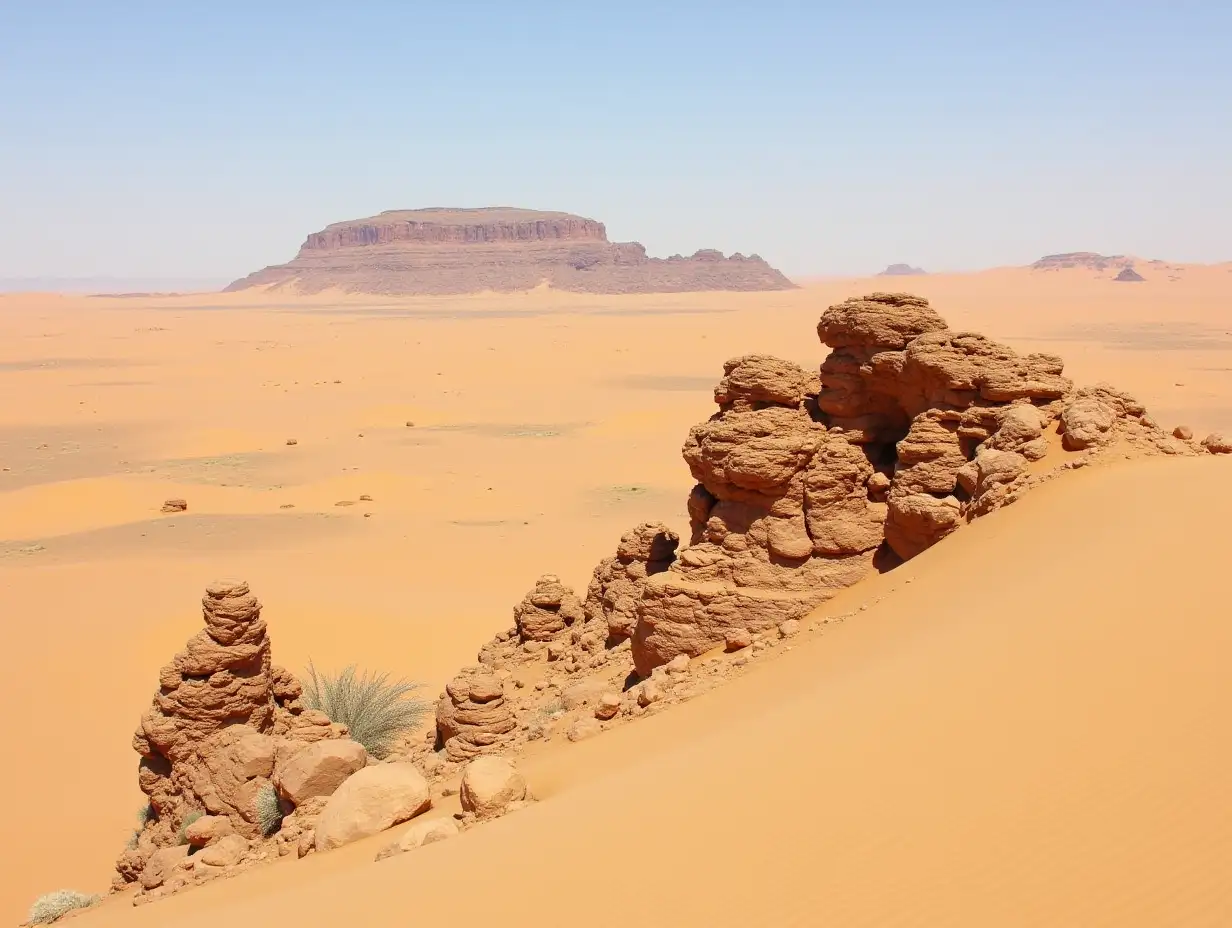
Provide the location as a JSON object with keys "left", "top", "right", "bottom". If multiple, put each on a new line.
{"left": 2, "top": 264, "right": 1231, "bottom": 923}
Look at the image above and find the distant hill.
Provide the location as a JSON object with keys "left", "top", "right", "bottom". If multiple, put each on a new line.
{"left": 877, "top": 263, "right": 926, "bottom": 276}
{"left": 225, "top": 207, "right": 796, "bottom": 296}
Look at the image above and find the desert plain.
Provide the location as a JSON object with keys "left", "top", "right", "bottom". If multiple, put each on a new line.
{"left": 3, "top": 261, "right": 1232, "bottom": 925}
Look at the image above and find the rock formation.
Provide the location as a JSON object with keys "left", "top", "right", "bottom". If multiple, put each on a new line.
{"left": 584, "top": 522, "right": 680, "bottom": 642}
{"left": 225, "top": 208, "right": 796, "bottom": 296}
{"left": 435, "top": 670, "right": 518, "bottom": 762}
{"left": 118, "top": 580, "right": 346, "bottom": 888}
{"left": 624, "top": 292, "right": 1192, "bottom": 673}
{"left": 877, "top": 263, "right": 926, "bottom": 276}
{"left": 1114, "top": 267, "right": 1146, "bottom": 282}
{"left": 1031, "top": 252, "right": 1138, "bottom": 272}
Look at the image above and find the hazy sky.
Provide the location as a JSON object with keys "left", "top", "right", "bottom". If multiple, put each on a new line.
{"left": 2, "top": 1, "right": 1229, "bottom": 281}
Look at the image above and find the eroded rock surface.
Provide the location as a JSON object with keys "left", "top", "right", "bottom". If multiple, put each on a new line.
{"left": 119, "top": 580, "right": 347, "bottom": 888}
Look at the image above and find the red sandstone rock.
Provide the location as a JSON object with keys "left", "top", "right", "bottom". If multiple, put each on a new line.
{"left": 584, "top": 522, "right": 679, "bottom": 641}
{"left": 225, "top": 208, "right": 796, "bottom": 296}
{"left": 435, "top": 669, "right": 517, "bottom": 762}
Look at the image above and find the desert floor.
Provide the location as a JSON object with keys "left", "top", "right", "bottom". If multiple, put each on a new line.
{"left": 2, "top": 264, "right": 1231, "bottom": 924}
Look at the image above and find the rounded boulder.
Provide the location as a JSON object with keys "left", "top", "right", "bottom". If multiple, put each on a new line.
{"left": 314, "top": 763, "right": 431, "bottom": 851}
{"left": 275, "top": 739, "right": 369, "bottom": 805}
{"left": 459, "top": 756, "right": 527, "bottom": 818}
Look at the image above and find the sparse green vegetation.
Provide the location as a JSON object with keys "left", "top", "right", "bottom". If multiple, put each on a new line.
{"left": 256, "top": 782, "right": 283, "bottom": 837}
{"left": 300, "top": 661, "right": 429, "bottom": 758}
{"left": 177, "top": 810, "right": 203, "bottom": 845}
{"left": 27, "top": 890, "right": 100, "bottom": 925}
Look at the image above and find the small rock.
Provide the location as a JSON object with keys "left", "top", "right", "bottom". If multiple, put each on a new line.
{"left": 459, "top": 756, "right": 527, "bottom": 818}
{"left": 359, "top": 494, "right": 373, "bottom": 502}
{"left": 375, "top": 817, "right": 459, "bottom": 861}
{"left": 279, "top": 503, "right": 295, "bottom": 509}
{"left": 160, "top": 498, "right": 187, "bottom": 514}
{"left": 778, "top": 619, "right": 801, "bottom": 638}
{"left": 1202, "top": 432, "right": 1232, "bottom": 454}
{"left": 405, "top": 421, "right": 415, "bottom": 427}
{"left": 637, "top": 680, "right": 663, "bottom": 707}
{"left": 725, "top": 629, "right": 752, "bottom": 651}
{"left": 196, "top": 833, "right": 248, "bottom": 868}
{"left": 665, "top": 654, "right": 690, "bottom": 674}
{"left": 183, "top": 815, "right": 234, "bottom": 848}
{"left": 139, "top": 845, "right": 190, "bottom": 890}
{"left": 1173, "top": 425, "right": 1194, "bottom": 440}
{"left": 567, "top": 717, "right": 601, "bottom": 742}
{"left": 561, "top": 679, "right": 606, "bottom": 710}
{"left": 286, "top": 438, "right": 298, "bottom": 446}
{"left": 594, "top": 693, "right": 621, "bottom": 720}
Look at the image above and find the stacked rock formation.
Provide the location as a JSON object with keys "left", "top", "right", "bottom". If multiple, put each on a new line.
{"left": 513, "top": 575, "right": 584, "bottom": 642}
{"left": 626, "top": 292, "right": 1192, "bottom": 673}
{"left": 584, "top": 522, "right": 680, "bottom": 642}
{"left": 117, "top": 580, "right": 345, "bottom": 887}
{"left": 435, "top": 671, "right": 517, "bottom": 762}
{"left": 224, "top": 208, "right": 796, "bottom": 296}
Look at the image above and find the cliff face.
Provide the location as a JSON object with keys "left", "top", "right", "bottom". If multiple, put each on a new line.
{"left": 225, "top": 208, "right": 796, "bottom": 295}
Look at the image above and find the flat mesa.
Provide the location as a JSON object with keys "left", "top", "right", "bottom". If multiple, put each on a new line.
{"left": 224, "top": 207, "right": 796, "bottom": 296}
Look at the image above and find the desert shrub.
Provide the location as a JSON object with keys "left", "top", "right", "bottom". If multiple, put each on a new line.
{"left": 128, "top": 803, "right": 156, "bottom": 850}
{"left": 300, "top": 661, "right": 428, "bottom": 758}
{"left": 256, "top": 782, "right": 283, "bottom": 837}
{"left": 177, "top": 810, "right": 203, "bottom": 845}
{"left": 28, "top": 890, "right": 100, "bottom": 925}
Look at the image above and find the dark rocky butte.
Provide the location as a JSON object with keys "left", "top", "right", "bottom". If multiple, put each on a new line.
{"left": 225, "top": 208, "right": 796, "bottom": 296}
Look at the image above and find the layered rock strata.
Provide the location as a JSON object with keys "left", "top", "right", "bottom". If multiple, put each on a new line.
{"left": 225, "top": 208, "right": 795, "bottom": 295}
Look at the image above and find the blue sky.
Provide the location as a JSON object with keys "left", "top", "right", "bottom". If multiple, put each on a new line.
{"left": 1, "top": 1, "right": 1229, "bottom": 281}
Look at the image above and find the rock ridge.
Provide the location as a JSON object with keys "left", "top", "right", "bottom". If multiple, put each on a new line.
{"left": 225, "top": 207, "right": 796, "bottom": 296}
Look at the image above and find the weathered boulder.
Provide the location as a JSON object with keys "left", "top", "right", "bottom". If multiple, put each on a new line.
{"left": 183, "top": 815, "right": 233, "bottom": 848}
{"left": 138, "top": 845, "right": 189, "bottom": 890}
{"left": 314, "top": 764, "right": 431, "bottom": 851}
{"left": 435, "top": 670, "right": 517, "bottom": 762}
{"left": 374, "top": 817, "right": 459, "bottom": 861}
{"left": 196, "top": 833, "right": 249, "bottom": 868}
{"left": 459, "top": 756, "right": 527, "bottom": 818}
{"left": 1202, "top": 433, "right": 1232, "bottom": 454}
{"left": 1061, "top": 396, "right": 1117, "bottom": 450}
{"left": 274, "top": 739, "right": 369, "bottom": 806}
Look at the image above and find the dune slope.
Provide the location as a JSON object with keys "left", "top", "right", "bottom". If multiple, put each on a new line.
{"left": 75, "top": 454, "right": 1232, "bottom": 927}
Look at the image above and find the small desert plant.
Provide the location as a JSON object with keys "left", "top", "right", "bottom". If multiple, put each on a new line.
{"left": 127, "top": 803, "right": 156, "bottom": 850}
{"left": 256, "top": 782, "right": 283, "bottom": 837}
{"left": 27, "top": 890, "right": 100, "bottom": 925}
{"left": 300, "top": 661, "right": 429, "bottom": 758}
{"left": 177, "top": 810, "right": 203, "bottom": 845}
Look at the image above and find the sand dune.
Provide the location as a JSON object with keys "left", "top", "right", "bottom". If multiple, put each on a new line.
{"left": 3, "top": 266, "right": 1231, "bottom": 922}
{"left": 62, "top": 455, "right": 1232, "bottom": 926}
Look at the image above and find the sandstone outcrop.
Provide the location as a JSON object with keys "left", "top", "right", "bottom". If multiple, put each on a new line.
{"left": 584, "top": 522, "right": 680, "bottom": 641}
{"left": 624, "top": 292, "right": 1192, "bottom": 673}
{"left": 119, "top": 580, "right": 347, "bottom": 888}
{"left": 514, "top": 575, "right": 584, "bottom": 641}
{"left": 225, "top": 208, "right": 796, "bottom": 296}
{"left": 1031, "top": 252, "right": 1137, "bottom": 271}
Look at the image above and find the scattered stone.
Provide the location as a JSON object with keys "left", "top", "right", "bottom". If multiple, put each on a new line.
{"left": 196, "top": 833, "right": 248, "bottom": 868}
{"left": 594, "top": 693, "right": 621, "bottom": 721}
{"left": 375, "top": 817, "right": 459, "bottom": 861}
{"left": 725, "top": 630, "right": 752, "bottom": 652}
{"left": 665, "top": 654, "right": 690, "bottom": 674}
{"left": 406, "top": 421, "right": 415, "bottom": 427}
{"left": 778, "top": 619, "right": 800, "bottom": 638}
{"left": 160, "top": 498, "right": 187, "bottom": 513}
{"left": 637, "top": 680, "right": 664, "bottom": 707}
{"left": 1173, "top": 425, "right": 1193, "bottom": 440}
{"left": 138, "top": 846, "right": 189, "bottom": 890}
{"left": 1202, "top": 433, "right": 1232, "bottom": 454}
{"left": 567, "top": 717, "right": 602, "bottom": 742}
{"left": 359, "top": 494, "right": 373, "bottom": 502}
{"left": 285, "top": 438, "right": 298, "bottom": 446}
{"left": 314, "top": 763, "right": 432, "bottom": 851}
{"left": 561, "top": 679, "right": 606, "bottom": 710}
{"left": 459, "top": 756, "right": 527, "bottom": 818}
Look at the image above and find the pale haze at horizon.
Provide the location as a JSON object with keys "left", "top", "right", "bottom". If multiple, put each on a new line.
{"left": 1, "top": 1, "right": 1229, "bottom": 285}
